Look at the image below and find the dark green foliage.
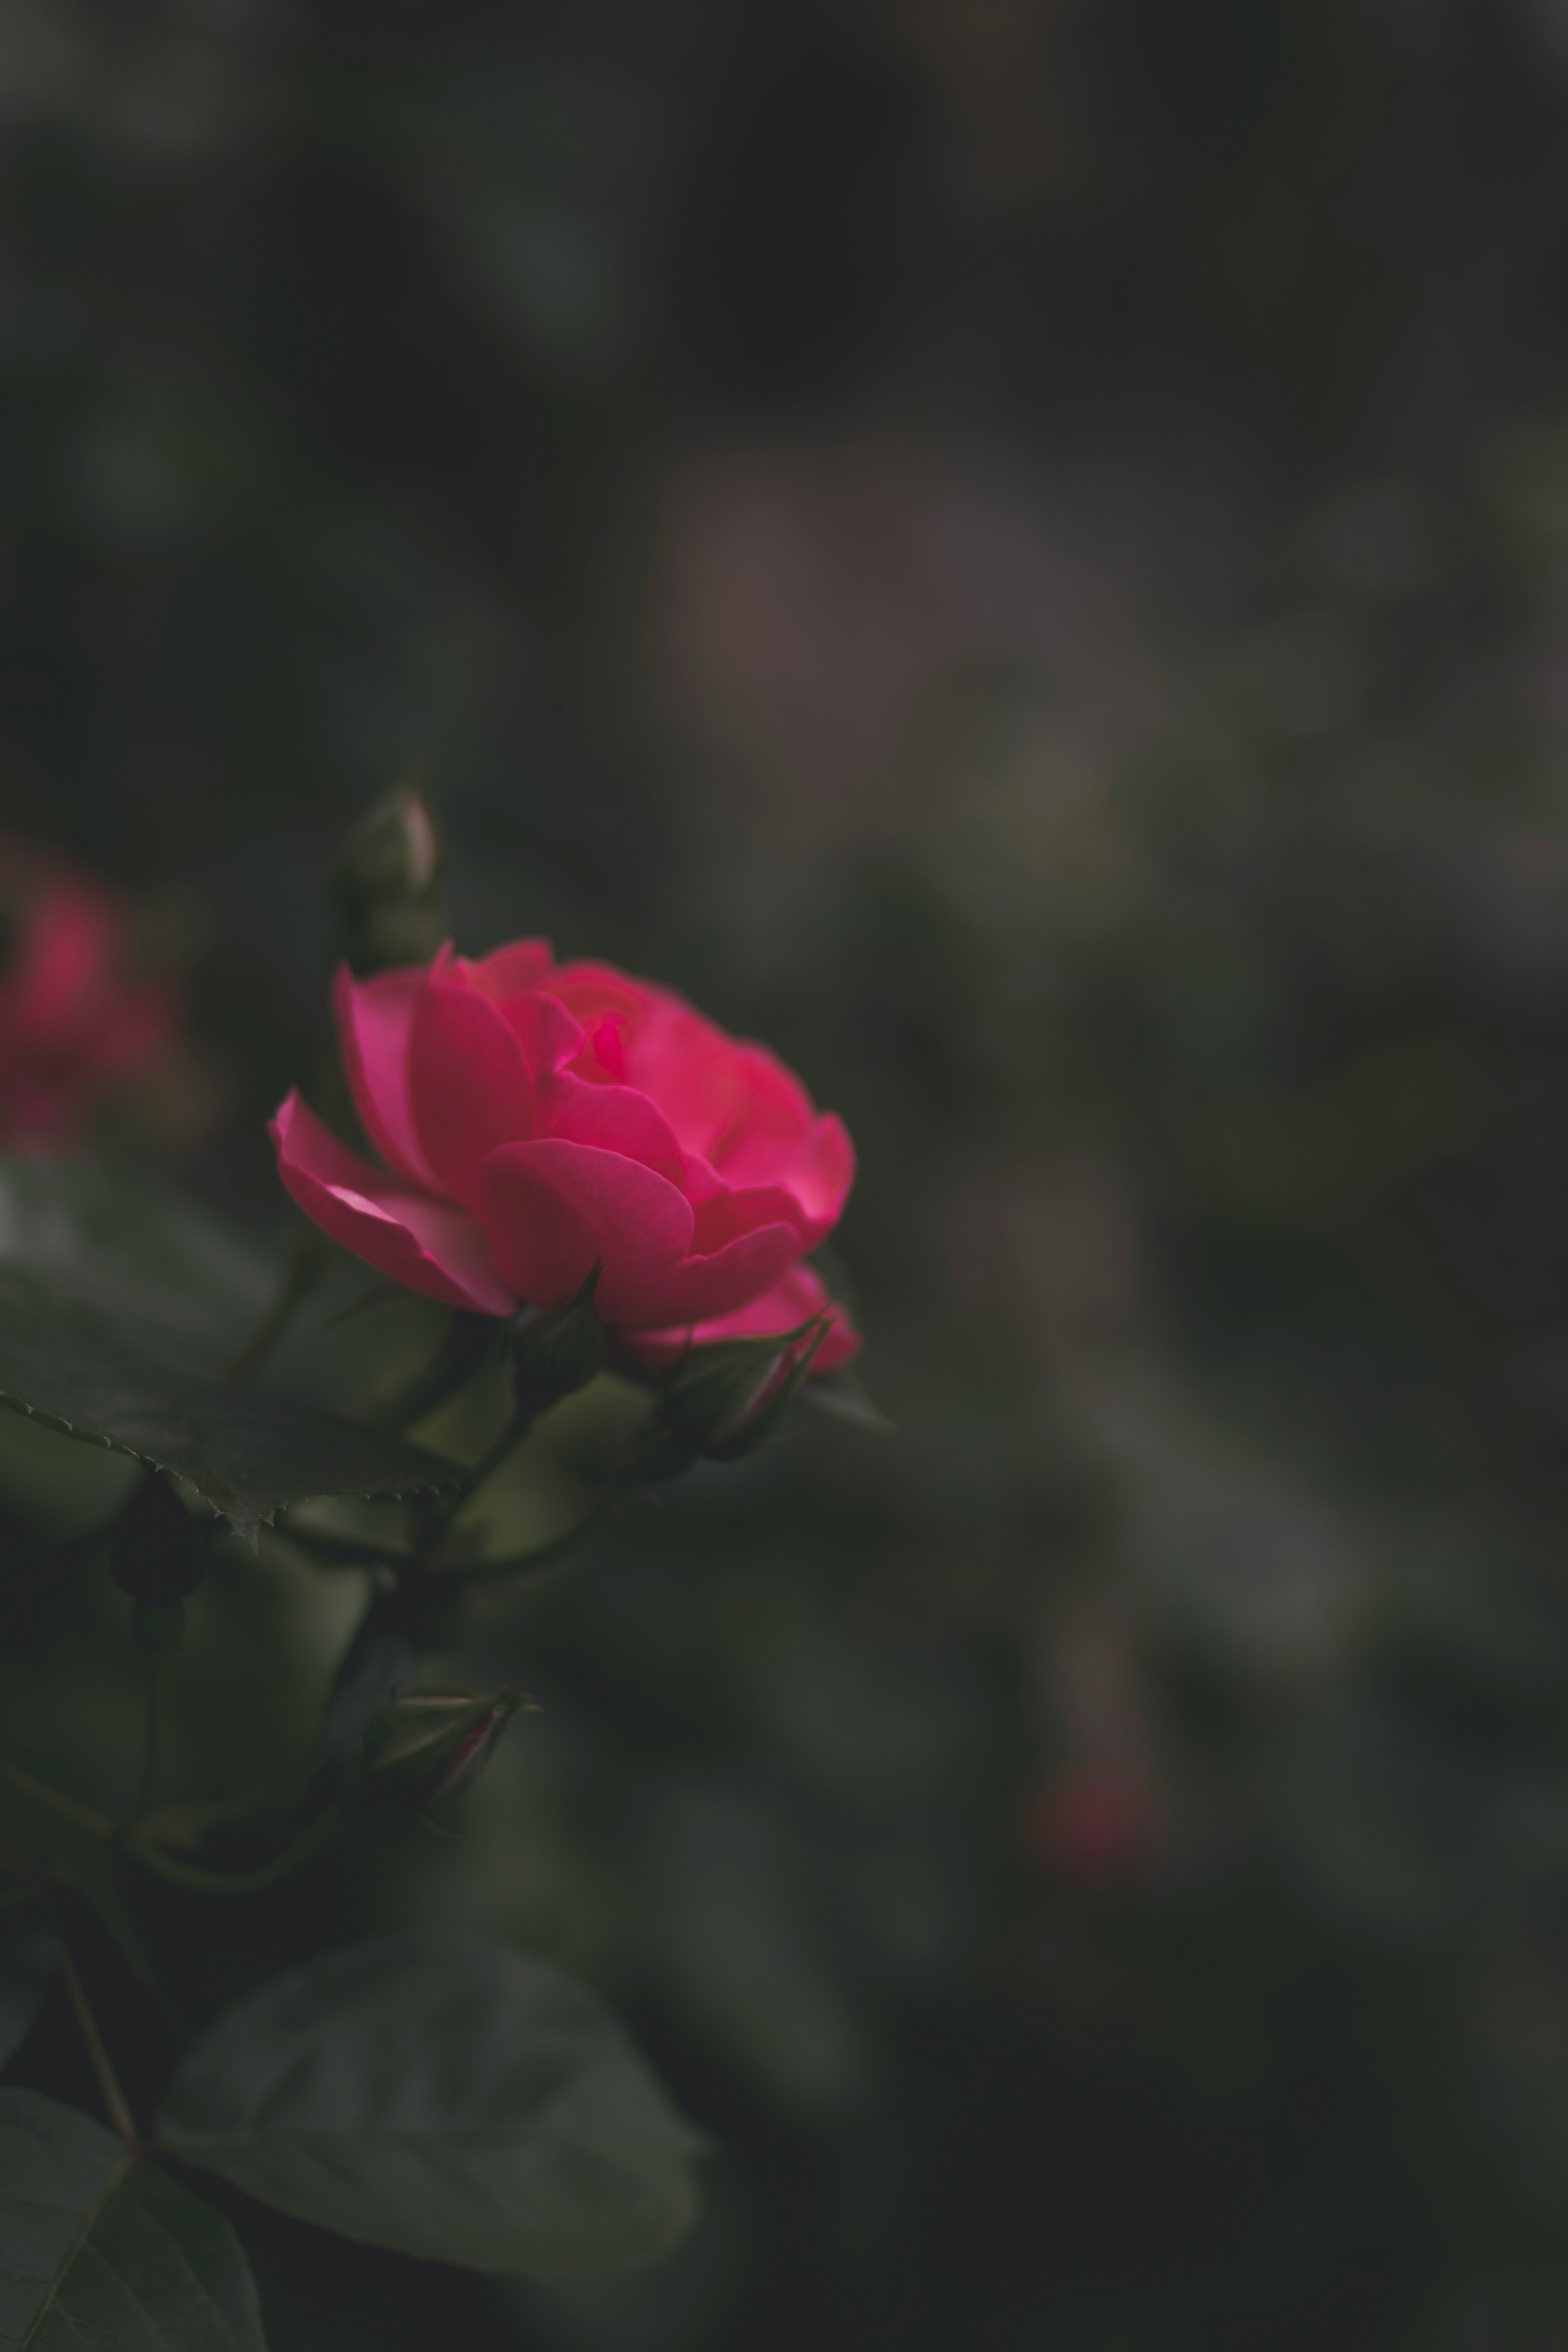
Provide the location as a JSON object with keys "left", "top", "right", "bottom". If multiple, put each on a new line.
{"left": 156, "top": 1934, "right": 706, "bottom": 2275}
{"left": 0, "top": 1161, "right": 456, "bottom": 1544}
{"left": 0, "top": 1260, "right": 456, "bottom": 1549}
{"left": 0, "top": 1917, "right": 54, "bottom": 2074}
{"left": 0, "top": 2090, "right": 264, "bottom": 2352}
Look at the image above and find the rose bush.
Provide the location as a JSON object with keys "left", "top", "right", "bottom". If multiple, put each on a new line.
{"left": 0, "top": 839, "right": 181, "bottom": 1148}
{"left": 271, "top": 940, "right": 860, "bottom": 1368}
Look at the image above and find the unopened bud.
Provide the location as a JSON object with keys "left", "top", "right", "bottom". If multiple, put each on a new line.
{"left": 510, "top": 1265, "right": 605, "bottom": 1422}
{"left": 330, "top": 787, "right": 448, "bottom": 975}
{"left": 353, "top": 1688, "right": 517, "bottom": 1810}
{"left": 110, "top": 1473, "right": 210, "bottom": 1610}
{"left": 631, "top": 1317, "right": 828, "bottom": 1480}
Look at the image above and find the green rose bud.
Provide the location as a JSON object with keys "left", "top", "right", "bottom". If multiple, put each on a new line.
{"left": 110, "top": 1471, "right": 211, "bottom": 1611}
{"left": 630, "top": 1316, "right": 828, "bottom": 1480}
{"left": 330, "top": 786, "right": 449, "bottom": 975}
{"left": 353, "top": 1688, "right": 518, "bottom": 1810}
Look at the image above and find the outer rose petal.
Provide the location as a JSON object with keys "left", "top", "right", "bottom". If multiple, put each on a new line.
{"left": 478, "top": 1139, "right": 803, "bottom": 1326}
{"left": 333, "top": 965, "right": 441, "bottom": 1193}
{"left": 622, "top": 1264, "right": 862, "bottom": 1372}
{"left": 657, "top": 1221, "right": 805, "bottom": 1326}
{"left": 536, "top": 1070, "right": 688, "bottom": 1188}
{"left": 478, "top": 1138, "right": 695, "bottom": 1322}
{"left": 773, "top": 1113, "right": 855, "bottom": 1246}
{"left": 458, "top": 940, "right": 554, "bottom": 1001}
{"left": 690, "top": 1181, "right": 810, "bottom": 1253}
{"left": 408, "top": 979, "right": 535, "bottom": 1209}
{"left": 270, "top": 1089, "right": 514, "bottom": 1316}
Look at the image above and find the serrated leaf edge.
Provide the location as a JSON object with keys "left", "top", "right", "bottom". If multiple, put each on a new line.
{"left": 0, "top": 1388, "right": 459, "bottom": 1546}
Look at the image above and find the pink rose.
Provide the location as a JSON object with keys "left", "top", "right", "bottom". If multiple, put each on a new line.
{"left": 270, "top": 941, "right": 860, "bottom": 1369}
{"left": 0, "top": 840, "right": 181, "bottom": 1149}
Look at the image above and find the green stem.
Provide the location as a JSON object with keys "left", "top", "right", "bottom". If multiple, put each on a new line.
{"left": 0, "top": 1824, "right": 46, "bottom": 1895}
{"left": 123, "top": 1651, "right": 172, "bottom": 1831}
{"left": 416, "top": 1401, "right": 535, "bottom": 1559}
{"left": 372, "top": 1313, "right": 502, "bottom": 1433}
{"left": 58, "top": 1938, "right": 141, "bottom": 2151}
{"left": 226, "top": 1224, "right": 331, "bottom": 1389}
{"left": 129, "top": 1801, "right": 349, "bottom": 1895}
{"left": 0, "top": 1755, "right": 113, "bottom": 1841}
{"left": 435, "top": 1505, "right": 610, "bottom": 1583}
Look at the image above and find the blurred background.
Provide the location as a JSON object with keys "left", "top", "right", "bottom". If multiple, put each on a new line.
{"left": 12, "top": 0, "right": 1568, "bottom": 2343}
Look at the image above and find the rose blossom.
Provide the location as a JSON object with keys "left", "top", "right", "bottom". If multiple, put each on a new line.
{"left": 0, "top": 839, "right": 181, "bottom": 1149}
{"left": 270, "top": 940, "right": 860, "bottom": 1370}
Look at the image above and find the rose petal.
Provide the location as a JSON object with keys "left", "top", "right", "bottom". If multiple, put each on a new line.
{"left": 478, "top": 1137, "right": 695, "bottom": 1322}
{"left": 548, "top": 961, "right": 649, "bottom": 1034}
{"left": 652, "top": 1220, "right": 811, "bottom": 1327}
{"left": 709, "top": 1042, "right": 815, "bottom": 1182}
{"left": 270, "top": 1090, "right": 514, "bottom": 1315}
{"left": 573, "top": 1012, "right": 628, "bottom": 1084}
{"left": 773, "top": 1112, "right": 856, "bottom": 1245}
{"left": 680, "top": 1151, "right": 729, "bottom": 1204}
{"left": 690, "top": 1180, "right": 810, "bottom": 1253}
{"left": 333, "top": 965, "right": 442, "bottom": 1193}
{"left": 458, "top": 940, "right": 554, "bottom": 1001}
{"left": 623, "top": 1263, "right": 862, "bottom": 1372}
{"left": 536, "top": 1070, "right": 689, "bottom": 1189}
{"left": 498, "top": 989, "right": 584, "bottom": 1077}
{"left": 625, "top": 995, "right": 747, "bottom": 1158}
{"left": 409, "top": 979, "right": 536, "bottom": 1210}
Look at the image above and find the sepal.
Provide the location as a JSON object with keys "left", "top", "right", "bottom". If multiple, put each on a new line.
{"left": 350, "top": 1688, "right": 519, "bottom": 1810}
{"left": 509, "top": 1263, "right": 605, "bottom": 1422}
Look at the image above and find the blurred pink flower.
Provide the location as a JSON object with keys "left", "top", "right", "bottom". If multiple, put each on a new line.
{"left": 0, "top": 840, "right": 182, "bottom": 1149}
{"left": 1023, "top": 1766, "right": 1157, "bottom": 1886}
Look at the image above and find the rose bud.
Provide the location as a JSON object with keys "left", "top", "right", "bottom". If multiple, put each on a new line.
{"left": 329, "top": 787, "right": 448, "bottom": 976}
{"left": 0, "top": 837, "right": 182, "bottom": 1149}
{"left": 110, "top": 1472, "right": 212, "bottom": 1629}
{"left": 631, "top": 1314, "right": 830, "bottom": 1479}
{"left": 269, "top": 940, "right": 863, "bottom": 1376}
{"left": 352, "top": 1689, "right": 518, "bottom": 1810}
{"left": 509, "top": 1263, "right": 606, "bottom": 1422}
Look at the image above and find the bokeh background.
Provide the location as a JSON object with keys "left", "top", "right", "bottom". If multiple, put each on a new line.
{"left": 12, "top": 1, "right": 1568, "bottom": 2344}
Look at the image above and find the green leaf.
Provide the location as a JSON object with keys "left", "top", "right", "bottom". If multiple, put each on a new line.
{"left": 0, "top": 1262, "right": 456, "bottom": 1547}
{"left": 158, "top": 1932, "right": 706, "bottom": 2277}
{"left": 0, "top": 2088, "right": 265, "bottom": 2350}
{"left": 0, "top": 1917, "right": 53, "bottom": 2071}
{"left": 0, "top": 1158, "right": 275, "bottom": 1351}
